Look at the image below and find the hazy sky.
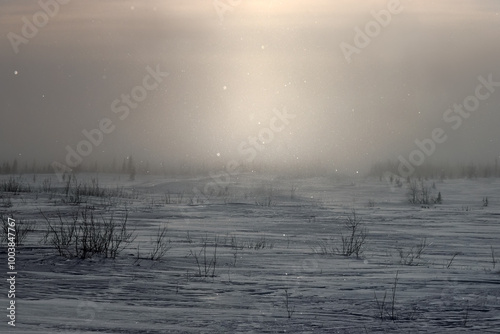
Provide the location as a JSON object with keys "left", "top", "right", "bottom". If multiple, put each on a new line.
{"left": 1, "top": 0, "right": 499, "bottom": 174}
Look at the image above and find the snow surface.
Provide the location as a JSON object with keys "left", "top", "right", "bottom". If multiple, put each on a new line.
{"left": 0, "top": 173, "right": 499, "bottom": 333}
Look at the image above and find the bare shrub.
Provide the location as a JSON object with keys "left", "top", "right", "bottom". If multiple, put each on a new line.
{"left": 255, "top": 186, "right": 276, "bottom": 207}
{"left": 148, "top": 225, "right": 172, "bottom": 261}
{"left": 41, "top": 177, "right": 52, "bottom": 193}
{"left": 407, "top": 179, "right": 439, "bottom": 205}
{"left": 290, "top": 184, "right": 298, "bottom": 200}
{"left": 240, "top": 237, "right": 274, "bottom": 250}
{"left": 284, "top": 289, "right": 295, "bottom": 319}
{"left": 339, "top": 209, "right": 367, "bottom": 258}
{"left": 61, "top": 175, "right": 131, "bottom": 205}
{"left": 374, "top": 271, "right": 399, "bottom": 321}
{"left": 491, "top": 246, "right": 496, "bottom": 269}
{"left": 313, "top": 209, "right": 367, "bottom": 258}
{"left": 40, "top": 210, "right": 77, "bottom": 257}
{"left": 0, "top": 177, "right": 31, "bottom": 193}
{"left": 397, "top": 238, "right": 429, "bottom": 266}
{"left": 0, "top": 215, "right": 36, "bottom": 246}
{"left": 41, "top": 207, "right": 135, "bottom": 259}
{"left": 190, "top": 235, "right": 219, "bottom": 277}
{"left": 407, "top": 179, "right": 419, "bottom": 204}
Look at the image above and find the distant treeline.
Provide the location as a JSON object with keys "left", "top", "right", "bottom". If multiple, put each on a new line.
{"left": 0, "top": 157, "right": 296, "bottom": 178}
{"left": 369, "top": 159, "right": 500, "bottom": 180}
{"left": 2, "top": 157, "right": 499, "bottom": 180}
{"left": 0, "top": 157, "right": 214, "bottom": 177}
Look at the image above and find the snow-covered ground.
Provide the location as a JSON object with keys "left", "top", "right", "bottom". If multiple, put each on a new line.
{"left": 1, "top": 173, "right": 499, "bottom": 333}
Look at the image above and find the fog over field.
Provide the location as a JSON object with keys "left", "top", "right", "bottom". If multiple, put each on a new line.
{"left": 1, "top": 0, "right": 499, "bottom": 174}
{"left": 1, "top": 1, "right": 500, "bottom": 334}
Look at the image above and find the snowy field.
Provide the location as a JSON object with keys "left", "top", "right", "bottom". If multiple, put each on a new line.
{"left": 1, "top": 173, "right": 499, "bottom": 333}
